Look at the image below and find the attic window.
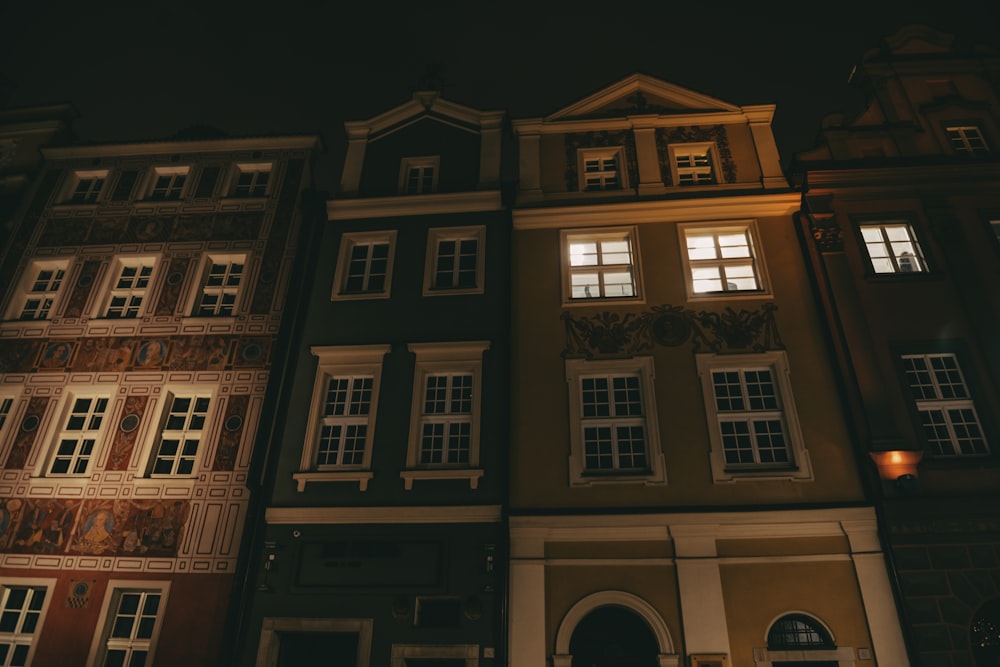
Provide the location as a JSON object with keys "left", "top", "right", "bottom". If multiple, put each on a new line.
{"left": 399, "top": 156, "right": 439, "bottom": 195}
{"left": 578, "top": 148, "right": 625, "bottom": 191}
{"left": 946, "top": 126, "right": 989, "bottom": 156}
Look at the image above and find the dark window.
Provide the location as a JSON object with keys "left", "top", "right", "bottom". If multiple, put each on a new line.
{"left": 767, "top": 614, "right": 835, "bottom": 650}
{"left": 194, "top": 167, "right": 221, "bottom": 198}
{"left": 569, "top": 606, "right": 659, "bottom": 667}
{"left": 111, "top": 171, "right": 139, "bottom": 201}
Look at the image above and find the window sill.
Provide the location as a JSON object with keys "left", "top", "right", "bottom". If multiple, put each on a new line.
{"left": 293, "top": 470, "right": 374, "bottom": 492}
{"left": 422, "top": 286, "right": 485, "bottom": 297}
{"left": 331, "top": 291, "right": 391, "bottom": 302}
{"left": 400, "top": 468, "right": 484, "bottom": 490}
{"left": 713, "top": 465, "right": 813, "bottom": 483}
{"left": 562, "top": 295, "right": 645, "bottom": 308}
{"left": 686, "top": 290, "right": 772, "bottom": 302}
{"left": 571, "top": 471, "right": 665, "bottom": 487}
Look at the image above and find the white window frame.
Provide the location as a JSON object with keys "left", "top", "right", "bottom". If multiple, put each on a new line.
{"left": 945, "top": 125, "right": 990, "bottom": 156}
{"left": 61, "top": 169, "right": 108, "bottom": 205}
{"left": 398, "top": 156, "right": 440, "bottom": 195}
{"left": 255, "top": 618, "right": 373, "bottom": 667}
{"left": 678, "top": 222, "right": 770, "bottom": 299}
{"left": 578, "top": 147, "right": 626, "bottom": 191}
{"left": 331, "top": 231, "right": 397, "bottom": 301}
{"left": 87, "top": 580, "right": 170, "bottom": 667}
{"left": 696, "top": 352, "right": 812, "bottom": 483}
{"left": 294, "top": 345, "right": 390, "bottom": 492}
{"left": 0, "top": 392, "right": 16, "bottom": 450}
{"left": 390, "top": 644, "right": 479, "bottom": 667}
{"left": 668, "top": 143, "right": 720, "bottom": 186}
{"left": 561, "top": 227, "right": 643, "bottom": 305}
{"left": 858, "top": 222, "right": 927, "bottom": 274}
{"left": 902, "top": 353, "right": 989, "bottom": 457}
{"left": 190, "top": 253, "right": 247, "bottom": 317}
{"left": 143, "top": 389, "right": 215, "bottom": 478}
{"left": 402, "top": 341, "right": 490, "bottom": 490}
{"left": 0, "top": 578, "right": 55, "bottom": 667}
{"left": 39, "top": 391, "right": 112, "bottom": 478}
{"left": 145, "top": 166, "right": 190, "bottom": 201}
{"left": 423, "top": 226, "right": 486, "bottom": 296}
{"left": 4, "top": 259, "right": 71, "bottom": 322}
{"left": 97, "top": 256, "right": 158, "bottom": 320}
{"left": 231, "top": 162, "right": 272, "bottom": 198}
{"left": 565, "top": 356, "right": 666, "bottom": 486}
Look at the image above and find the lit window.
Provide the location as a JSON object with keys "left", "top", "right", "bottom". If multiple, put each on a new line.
{"left": 670, "top": 144, "right": 717, "bottom": 186}
{"left": 232, "top": 163, "right": 271, "bottom": 197}
{"left": 399, "top": 156, "right": 439, "bottom": 195}
{"left": 697, "top": 352, "right": 812, "bottom": 483}
{"left": 946, "top": 125, "right": 990, "bottom": 156}
{"left": 0, "top": 582, "right": 51, "bottom": 667}
{"left": 10, "top": 261, "right": 68, "bottom": 321}
{"left": 65, "top": 170, "right": 107, "bottom": 204}
{"left": 903, "top": 353, "right": 988, "bottom": 457}
{"left": 562, "top": 228, "right": 641, "bottom": 302}
{"left": 332, "top": 232, "right": 396, "bottom": 300}
{"left": 148, "top": 167, "right": 189, "bottom": 200}
{"left": 860, "top": 223, "right": 927, "bottom": 274}
{"left": 403, "top": 342, "right": 489, "bottom": 490}
{"left": 103, "top": 258, "right": 155, "bottom": 319}
{"left": 47, "top": 395, "right": 108, "bottom": 476}
{"left": 424, "top": 226, "right": 486, "bottom": 295}
{"left": 565, "top": 357, "right": 665, "bottom": 486}
{"left": 149, "top": 394, "right": 211, "bottom": 476}
{"left": 579, "top": 148, "right": 625, "bottom": 191}
{"left": 294, "top": 345, "right": 389, "bottom": 492}
{"left": 92, "top": 585, "right": 168, "bottom": 667}
{"left": 680, "top": 223, "right": 767, "bottom": 296}
{"left": 194, "top": 255, "right": 245, "bottom": 316}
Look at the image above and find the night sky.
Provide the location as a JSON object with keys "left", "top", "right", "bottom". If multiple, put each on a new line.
{"left": 2, "top": 0, "right": 998, "bottom": 187}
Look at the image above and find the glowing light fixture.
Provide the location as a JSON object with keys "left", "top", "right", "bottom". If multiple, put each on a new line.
{"left": 870, "top": 450, "right": 923, "bottom": 481}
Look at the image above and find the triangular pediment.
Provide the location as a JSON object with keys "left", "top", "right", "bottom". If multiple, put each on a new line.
{"left": 346, "top": 92, "right": 503, "bottom": 141}
{"left": 546, "top": 73, "right": 740, "bottom": 121}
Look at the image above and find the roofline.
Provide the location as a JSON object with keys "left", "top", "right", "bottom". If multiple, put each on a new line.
{"left": 41, "top": 134, "right": 323, "bottom": 159}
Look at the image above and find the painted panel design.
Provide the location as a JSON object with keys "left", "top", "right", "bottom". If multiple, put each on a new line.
{"left": 62, "top": 259, "right": 103, "bottom": 318}
{"left": 250, "top": 158, "right": 303, "bottom": 313}
{"left": 155, "top": 254, "right": 191, "bottom": 316}
{"left": 213, "top": 394, "right": 248, "bottom": 471}
{"left": 105, "top": 395, "right": 149, "bottom": 471}
{"left": 69, "top": 499, "right": 189, "bottom": 556}
{"left": 3, "top": 396, "right": 49, "bottom": 469}
{"left": 36, "top": 212, "right": 264, "bottom": 247}
{"left": 0, "top": 498, "right": 79, "bottom": 553}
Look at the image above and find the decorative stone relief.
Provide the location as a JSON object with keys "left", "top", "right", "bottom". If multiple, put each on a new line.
{"left": 563, "top": 131, "right": 638, "bottom": 192}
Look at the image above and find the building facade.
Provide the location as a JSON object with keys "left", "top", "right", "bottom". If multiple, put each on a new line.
{"left": 793, "top": 26, "right": 1000, "bottom": 667}
{"left": 508, "top": 74, "right": 909, "bottom": 667}
{"left": 237, "top": 93, "right": 509, "bottom": 667}
{"left": 0, "top": 134, "right": 319, "bottom": 666}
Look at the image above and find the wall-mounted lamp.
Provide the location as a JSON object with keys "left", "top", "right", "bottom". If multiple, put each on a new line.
{"left": 870, "top": 450, "right": 923, "bottom": 483}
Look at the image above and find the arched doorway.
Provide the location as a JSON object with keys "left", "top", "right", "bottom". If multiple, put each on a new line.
{"left": 568, "top": 605, "right": 660, "bottom": 667}
{"left": 972, "top": 598, "right": 1000, "bottom": 667}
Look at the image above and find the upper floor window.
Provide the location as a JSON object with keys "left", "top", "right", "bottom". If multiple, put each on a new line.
{"left": 670, "top": 144, "right": 717, "bottom": 186}
{"left": 64, "top": 170, "right": 108, "bottom": 204}
{"left": 903, "top": 353, "right": 988, "bottom": 457}
{"left": 148, "top": 394, "right": 211, "bottom": 476}
{"left": 767, "top": 614, "right": 836, "bottom": 651}
{"left": 578, "top": 148, "right": 625, "bottom": 191}
{"left": 399, "top": 156, "right": 439, "bottom": 195}
{"left": 194, "top": 254, "right": 245, "bottom": 316}
{"left": 680, "top": 223, "right": 768, "bottom": 297}
{"left": 0, "top": 581, "right": 52, "bottom": 667}
{"left": 102, "top": 257, "right": 156, "bottom": 319}
{"left": 859, "top": 222, "right": 927, "bottom": 274}
{"left": 232, "top": 163, "right": 272, "bottom": 197}
{"left": 91, "top": 583, "right": 168, "bottom": 667}
{"left": 332, "top": 231, "right": 396, "bottom": 300}
{"left": 561, "top": 227, "right": 641, "bottom": 303}
{"left": 7, "top": 260, "right": 69, "bottom": 321}
{"left": 0, "top": 395, "right": 13, "bottom": 435}
{"left": 424, "top": 226, "right": 486, "bottom": 295}
{"left": 46, "top": 394, "right": 109, "bottom": 476}
{"left": 148, "top": 166, "right": 189, "bottom": 200}
{"left": 947, "top": 125, "right": 990, "bottom": 156}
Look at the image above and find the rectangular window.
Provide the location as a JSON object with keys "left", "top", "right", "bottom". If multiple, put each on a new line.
{"left": 9, "top": 261, "right": 69, "bottom": 321}
{"left": 103, "top": 259, "right": 155, "bottom": 319}
{"left": 332, "top": 232, "right": 397, "bottom": 300}
{"left": 860, "top": 223, "right": 927, "bottom": 274}
{"left": 232, "top": 163, "right": 271, "bottom": 197}
{"left": 150, "top": 394, "right": 210, "bottom": 476}
{"left": 902, "top": 353, "right": 988, "bottom": 457}
{"left": 0, "top": 582, "right": 51, "bottom": 667}
{"left": 194, "top": 255, "right": 245, "bottom": 316}
{"left": 48, "top": 395, "right": 108, "bottom": 476}
{"left": 65, "top": 170, "right": 108, "bottom": 204}
{"left": 399, "top": 156, "right": 439, "bottom": 195}
{"left": 696, "top": 352, "right": 812, "bottom": 482}
{"left": 317, "top": 376, "right": 372, "bottom": 467}
{"left": 946, "top": 125, "right": 989, "bottom": 156}
{"left": 0, "top": 396, "right": 13, "bottom": 433}
{"left": 562, "top": 228, "right": 641, "bottom": 302}
{"left": 680, "top": 223, "right": 767, "bottom": 296}
{"left": 403, "top": 342, "right": 490, "bottom": 489}
{"left": 424, "top": 226, "right": 486, "bottom": 295}
{"left": 579, "top": 148, "right": 625, "bottom": 191}
{"left": 91, "top": 584, "right": 168, "bottom": 667}
{"left": 670, "top": 144, "right": 717, "bottom": 185}
{"left": 147, "top": 166, "right": 189, "bottom": 200}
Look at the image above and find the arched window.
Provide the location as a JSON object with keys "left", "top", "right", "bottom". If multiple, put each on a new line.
{"left": 767, "top": 614, "right": 836, "bottom": 651}
{"left": 972, "top": 598, "right": 1000, "bottom": 667}
{"left": 569, "top": 605, "right": 660, "bottom": 667}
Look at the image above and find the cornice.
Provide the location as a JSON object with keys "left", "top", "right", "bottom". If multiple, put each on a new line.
{"left": 328, "top": 190, "right": 502, "bottom": 220}
{"left": 512, "top": 192, "right": 799, "bottom": 229}
{"left": 343, "top": 92, "right": 504, "bottom": 139}
{"left": 513, "top": 110, "right": 756, "bottom": 135}
{"left": 41, "top": 135, "right": 321, "bottom": 160}
{"left": 802, "top": 162, "right": 1000, "bottom": 190}
{"left": 265, "top": 505, "right": 503, "bottom": 525}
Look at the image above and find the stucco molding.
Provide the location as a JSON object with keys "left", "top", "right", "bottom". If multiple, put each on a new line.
{"left": 265, "top": 505, "right": 502, "bottom": 525}
{"left": 328, "top": 190, "right": 502, "bottom": 220}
